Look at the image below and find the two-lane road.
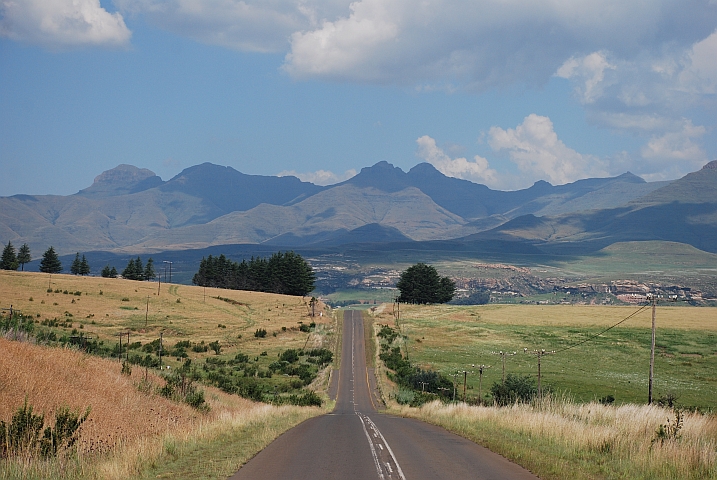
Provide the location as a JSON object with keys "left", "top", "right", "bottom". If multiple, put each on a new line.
{"left": 230, "top": 310, "right": 539, "bottom": 480}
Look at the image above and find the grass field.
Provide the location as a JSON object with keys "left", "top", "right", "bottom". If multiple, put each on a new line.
{"left": 369, "top": 303, "right": 717, "bottom": 410}
{"left": 0, "top": 270, "right": 334, "bottom": 478}
{"left": 0, "top": 270, "right": 335, "bottom": 384}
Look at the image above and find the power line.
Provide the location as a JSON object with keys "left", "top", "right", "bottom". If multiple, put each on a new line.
{"left": 553, "top": 303, "right": 651, "bottom": 355}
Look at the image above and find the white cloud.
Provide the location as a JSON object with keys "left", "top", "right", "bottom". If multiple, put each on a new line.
{"left": 488, "top": 114, "right": 608, "bottom": 185}
{"left": 415, "top": 135, "right": 499, "bottom": 187}
{"left": 678, "top": 30, "right": 717, "bottom": 95}
{"left": 278, "top": 168, "right": 357, "bottom": 185}
{"left": 0, "top": 0, "right": 131, "bottom": 47}
{"left": 116, "top": 0, "right": 351, "bottom": 53}
{"left": 556, "top": 51, "right": 616, "bottom": 104}
{"left": 284, "top": 0, "right": 717, "bottom": 88}
{"left": 641, "top": 120, "right": 707, "bottom": 165}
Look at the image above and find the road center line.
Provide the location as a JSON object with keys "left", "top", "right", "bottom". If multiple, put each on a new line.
{"left": 358, "top": 413, "right": 386, "bottom": 480}
{"left": 361, "top": 414, "right": 407, "bottom": 480}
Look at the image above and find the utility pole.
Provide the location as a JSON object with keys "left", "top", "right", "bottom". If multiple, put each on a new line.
{"left": 491, "top": 350, "right": 516, "bottom": 384}
{"left": 462, "top": 370, "right": 474, "bottom": 402}
{"left": 448, "top": 372, "right": 462, "bottom": 402}
{"left": 473, "top": 364, "right": 491, "bottom": 402}
{"left": 529, "top": 349, "right": 555, "bottom": 400}
{"left": 163, "top": 260, "right": 173, "bottom": 284}
{"left": 159, "top": 332, "right": 163, "bottom": 368}
{"left": 647, "top": 293, "right": 677, "bottom": 404}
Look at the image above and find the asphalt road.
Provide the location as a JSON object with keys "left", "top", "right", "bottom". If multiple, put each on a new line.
{"left": 229, "top": 310, "right": 539, "bottom": 480}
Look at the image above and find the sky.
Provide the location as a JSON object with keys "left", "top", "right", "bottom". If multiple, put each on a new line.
{"left": 1, "top": 0, "right": 716, "bottom": 196}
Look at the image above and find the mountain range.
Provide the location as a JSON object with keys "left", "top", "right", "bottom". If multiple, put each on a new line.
{"left": 1, "top": 159, "right": 715, "bottom": 256}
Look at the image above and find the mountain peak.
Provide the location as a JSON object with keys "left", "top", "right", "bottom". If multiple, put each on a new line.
{"left": 702, "top": 160, "right": 717, "bottom": 170}
{"left": 343, "top": 161, "right": 409, "bottom": 192}
{"left": 616, "top": 172, "right": 646, "bottom": 183}
{"left": 77, "top": 164, "right": 163, "bottom": 197}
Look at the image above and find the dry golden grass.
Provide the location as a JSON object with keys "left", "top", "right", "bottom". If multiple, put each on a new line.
{"left": 0, "top": 271, "right": 331, "bottom": 478}
{"left": 0, "top": 338, "right": 199, "bottom": 456}
{"left": 0, "top": 341, "right": 326, "bottom": 480}
{"left": 376, "top": 303, "right": 717, "bottom": 332}
{"left": 395, "top": 399, "right": 717, "bottom": 479}
{"left": 0, "top": 270, "right": 332, "bottom": 363}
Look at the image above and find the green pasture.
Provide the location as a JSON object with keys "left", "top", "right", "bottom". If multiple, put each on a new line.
{"left": 385, "top": 304, "right": 717, "bottom": 410}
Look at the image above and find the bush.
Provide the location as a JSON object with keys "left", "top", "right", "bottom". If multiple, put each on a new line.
{"left": 254, "top": 328, "right": 267, "bottom": 338}
{"left": 0, "top": 399, "right": 90, "bottom": 459}
{"left": 280, "top": 349, "right": 300, "bottom": 364}
{"left": 209, "top": 341, "right": 221, "bottom": 355}
{"left": 490, "top": 374, "right": 538, "bottom": 406}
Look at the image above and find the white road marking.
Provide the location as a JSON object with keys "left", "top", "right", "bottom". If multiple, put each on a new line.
{"left": 358, "top": 404, "right": 385, "bottom": 479}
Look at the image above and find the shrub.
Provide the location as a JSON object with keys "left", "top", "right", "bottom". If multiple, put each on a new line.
{"left": 280, "top": 349, "right": 300, "bottom": 364}
{"left": 490, "top": 374, "right": 538, "bottom": 406}
{"left": 0, "top": 399, "right": 90, "bottom": 459}
{"left": 209, "top": 341, "right": 221, "bottom": 355}
{"left": 233, "top": 352, "right": 249, "bottom": 363}
{"left": 254, "top": 328, "right": 267, "bottom": 338}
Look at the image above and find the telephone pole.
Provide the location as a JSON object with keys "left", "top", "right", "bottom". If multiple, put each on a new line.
{"left": 529, "top": 349, "right": 555, "bottom": 400}
{"left": 491, "top": 350, "right": 516, "bottom": 384}
{"left": 647, "top": 293, "right": 677, "bottom": 404}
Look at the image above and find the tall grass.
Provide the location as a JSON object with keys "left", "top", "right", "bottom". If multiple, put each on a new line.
{"left": 395, "top": 398, "right": 717, "bottom": 479}
{"left": 0, "top": 338, "right": 323, "bottom": 479}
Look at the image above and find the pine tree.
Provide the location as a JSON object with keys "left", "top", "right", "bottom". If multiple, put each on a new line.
{"left": 110, "top": 266, "right": 118, "bottom": 278}
{"left": 101, "top": 265, "right": 112, "bottom": 278}
{"left": 144, "top": 257, "right": 155, "bottom": 280}
{"left": 39, "top": 246, "right": 62, "bottom": 273}
{"left": 71, "top": 253, "right": 81, "bottom": 275}
{"left": 122, "top": 257, "right": 144, "bottom": 281}
{"left": 1, "top": 241, "right": 18, "bottom": 270}
{"left": 17, "top": 244, "right": 31, "bottom": 271}
{"left": 80, "top": 255, "right": 90, "bottom": 275}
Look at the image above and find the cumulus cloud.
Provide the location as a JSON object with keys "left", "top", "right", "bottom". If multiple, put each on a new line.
{"left": 641, "top": 120, "right": 707, "bottom": 166}
{"left": 415, "top": 135, "right": 499, "bottom": 187}
{"left": 278, "top": 168, "right": 357, "bottom": 185}
{"left": 678, "top": 30, "right": 717, "bottom": 95}
{"left": 115, "top": 0, "right": 350, "bottom": 53}
{"left": 284, "top": 0, "right": 717, "bottom": 88}
{"left": 488, "top": 114, "right": 608, "bottom": 185}
{"left": 0, "top": 0, "right": 131, "bottom": 47}
{"left": 555, "top": 51, "right": 616, "bottom": 104}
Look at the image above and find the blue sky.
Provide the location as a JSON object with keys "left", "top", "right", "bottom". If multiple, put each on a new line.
{"left": 1, "top": 0, "right": 716, "bottom": 196}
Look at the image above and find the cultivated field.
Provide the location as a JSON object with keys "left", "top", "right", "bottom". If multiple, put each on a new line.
{"left": 369, "top": 303, "right": 717, "bottom": 409}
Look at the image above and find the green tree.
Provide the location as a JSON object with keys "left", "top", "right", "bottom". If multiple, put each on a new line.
{"left": 70, "top": 253, "right": 81, "bottom": 275}
{"left": 17, "top": 244, "right": 31, "bottom": 271}
{"left": 80, "top": 255, "right": 90, "bottom": 276}
{"left": 1, "top": 241, "right": 18, "bottom": 270}
{"left": 39, "top": 247, "right": 62, "bottom": 273}
{"left": 396, "top": 263, "right": 455, "bottom": 304}
{"left": 101, "top": 265, "right": 112, "bottom": 278}
{"left": 144, "top": 258, "right": 155, "bottom": 280}
{"left": 122, "top": 257, "right": 144, "bottom": 281}
{"left": 110, "top": 266, "right": 118, "bottom": 278}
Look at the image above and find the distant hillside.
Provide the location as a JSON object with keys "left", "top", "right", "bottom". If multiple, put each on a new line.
{"left": 468, "top": 160, "right": 717, "bottom": 253}
{"left": 2, "top": 159, "right": 705, "bottom": 256}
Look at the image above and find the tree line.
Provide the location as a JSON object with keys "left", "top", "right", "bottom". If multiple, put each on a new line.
{"left": 192, "top": 251, "right": 315, "bottom": 296}
{"left": 1, "top": 242, "right": 157, "bottom": 282}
